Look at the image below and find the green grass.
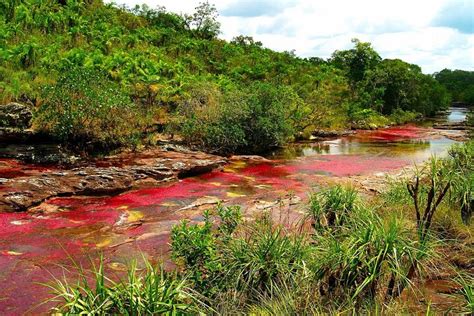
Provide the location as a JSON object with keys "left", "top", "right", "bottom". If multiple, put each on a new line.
{"left": 455, "top": 274, "right": 474, "bottom": 315}
{"left": 43, "top": 257, "right": 197, "bottom": 315}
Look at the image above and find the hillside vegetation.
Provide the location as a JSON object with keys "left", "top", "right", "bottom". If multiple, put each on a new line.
{"left": 1, "top": 0, "right": 451, "bottom": 153}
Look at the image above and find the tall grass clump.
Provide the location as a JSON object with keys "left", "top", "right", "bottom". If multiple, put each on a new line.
{"left": 447, "top": 141, "right": 473, "bottom": 224}
{"left": 309, "top": 189, "right": 427, "bottom": 305}
{"left": 44, "top": 257, "right": 196, "bottom": 315}
{"left": 308, "top": 185, "right": 358, "bottom": 231}
{"left": 171, "top": 205, "right": 311, "bottom": 310}
{"left": 454, "top": 274, "right": 474, "bottom": 315}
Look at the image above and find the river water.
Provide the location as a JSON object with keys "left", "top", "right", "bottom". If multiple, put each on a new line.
{"left": 0, "top": 108, "right": 467, "bottom": 314}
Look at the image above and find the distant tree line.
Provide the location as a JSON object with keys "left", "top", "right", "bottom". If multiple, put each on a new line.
{"left": 435, "top": 69, "right": 474, "bottom": 105}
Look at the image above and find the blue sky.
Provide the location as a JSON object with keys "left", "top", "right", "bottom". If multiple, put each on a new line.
{"left": 112, "top": 0, "right": 473, "bottom": 73}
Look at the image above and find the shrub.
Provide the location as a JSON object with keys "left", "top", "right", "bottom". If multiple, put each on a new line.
{"left": 171, "top": 206, "right": 310, "bottom": 302}
{"left": 173, "top": 81, "right": 297, "bottom": 154}
{"left": 346, "top": 104, "right": 389, "bottom": 129}
{"left": 171, "top": 209, "right": 224, "bottom": 295}
{"left": 309, "top": 203, "right": 424, "bottom": 304}
{"left": 45, "top": 258, "right": 196, "bottom": 315}
{"left": 34, "top": 67, "right": 152, "bottom": 151}
{"left": 225, "top": 215, "right": 310, "bottom": 296}
{"left": 389, "top": 108, "right": 420, "bottom": 124}
{"left": 172, "top": 82, "right": 248, "bottom": 154}
{"left": 447, "top": 141, "right": 474, "bottom": 224}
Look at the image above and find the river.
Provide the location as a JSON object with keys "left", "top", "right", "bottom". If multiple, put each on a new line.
{"left": 0, "top": 108, "right": 468, "bottom": 314}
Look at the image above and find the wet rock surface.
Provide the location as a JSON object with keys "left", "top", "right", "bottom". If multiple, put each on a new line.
{"left": 0, "top": 148, "right": 226, "bottom": 212}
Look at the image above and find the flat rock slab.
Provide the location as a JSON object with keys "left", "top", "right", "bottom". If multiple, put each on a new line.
{"left": 0, "top": 148, "right": 226, "bottom": 212}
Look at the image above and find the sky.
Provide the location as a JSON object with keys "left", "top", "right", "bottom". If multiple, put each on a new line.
{"left": 110, "top": 0, "right": 474, "bottom": 74}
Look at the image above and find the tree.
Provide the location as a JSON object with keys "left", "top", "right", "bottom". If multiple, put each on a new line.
{"left": 330, "top": 39, "right": 381, "bottom": 88}
{"left": 231, "top": 35, "right": 262, "bottom": 47}
{"left": 435, "top": 69, "right": 474, "bottom": 104}
{"left": 362, "top": 59, "right": 450, "bottom": 115}
{"left": 183, "top": 1, "right": 220, "bottom": 39}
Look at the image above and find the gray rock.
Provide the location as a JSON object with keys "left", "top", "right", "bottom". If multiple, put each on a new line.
{"left": 0, "top": 102, "right": 32, "bottom": 128}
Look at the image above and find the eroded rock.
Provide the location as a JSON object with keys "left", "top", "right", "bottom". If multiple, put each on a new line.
{"left": 0, "top": 148, "right": 226, "bottom": 212}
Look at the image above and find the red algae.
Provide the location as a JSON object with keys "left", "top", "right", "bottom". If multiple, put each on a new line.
{"left": 353, "top": 125, "right": 427, "bottom": 142}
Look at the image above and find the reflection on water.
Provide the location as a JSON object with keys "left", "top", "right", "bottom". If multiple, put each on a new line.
{"left": 269, "top": 107, "right": 466, "bottom": 163}
{"left": 270, "top": 137, "right": 456, "bottom": 163}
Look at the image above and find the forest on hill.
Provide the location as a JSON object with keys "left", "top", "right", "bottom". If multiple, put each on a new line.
{"left": 0, "top": 0, "right": 469, "bottom": 154}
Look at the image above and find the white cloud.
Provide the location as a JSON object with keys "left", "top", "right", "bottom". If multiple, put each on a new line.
{"left": 109, "top": 0, "right": 474, "bottom": 73}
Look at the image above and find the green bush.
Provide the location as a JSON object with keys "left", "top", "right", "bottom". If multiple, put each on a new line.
{"left": 174, "top": 81, "right": 297, "bottom": 154}
{"left": 347, "top": 104, "right": 389, "bottom": 129}
{"left": 389, "top": 108, "right": 420, "bottom": 124}
{"left": 45, "top": 258, "right": 196, "bottom": 315}
{"left": 171, "top": 205, "right": 309, "bottom": 302}
{"left": 309, "top": 185, "right": 358, "bottom": 231}
{"left": 448, "top": 141, "right": 474, "bottom": 224}
{"left": 34, "top": 67, "right": 152, "bottom": 151}
{"left": 311, "top": 207, "right": 422, "bottom": 303}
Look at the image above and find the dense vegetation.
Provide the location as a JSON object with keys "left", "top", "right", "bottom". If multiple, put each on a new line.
{"left": 435, "top": 69, "right": 474, "bottom": 105}
{"left": 47, "top": 141, "right": 474, "bottom": 314}
{"left": 1, "top": 1, "right": 450, "bottom": 154}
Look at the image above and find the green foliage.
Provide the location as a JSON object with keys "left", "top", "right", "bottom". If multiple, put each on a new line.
{"left": 435, "top": 69, "right": 474, "bottom": 104}
{"left": 171, "top": 209, "right": 223, "bottom": 294}
{"left": 183, "top": 1, "right": 220, "bottom": 40}
{"left": 50, "top": 187, "right": 450, "bottom": 315}
{"left": 454, "top": 274, "right": 474, "bottom": 314}
{"left": 45, "top": 257, "right": 195, "bottom": 315}
{"left": 171, "top": 205, "right": 310, "bottom": 302}
{"left": 225, "top": 215, "right": 309, "bottom": 296}
{"left": 34, "top": 67, "right": 151, "bottom": 150}
{"left": 389, "top": 108, "right": 420, "bottom": 125}
{"left": 331, "top": 39, "right": 381, "bottom": 87}
{"left": 311, "top": 207, "right": 422, "bottom": 303}
{"left": 362, "top": 59, "right": 450, "bottom": 115}
{"left": 447, "top": 141, "right": 474, "bottom": 224}
{"left": 174, "top": 82, "right": 297, "bottom": 154}
{"left": 346, "top": 104, "right": 389, "bottom": 129}
{"left": 309, "top": 185, "right": 358, "bottom": 231}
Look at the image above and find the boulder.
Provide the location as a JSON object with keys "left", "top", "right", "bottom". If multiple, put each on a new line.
{"left": 0, "top": 102, "right": 32, "bottom": 128}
